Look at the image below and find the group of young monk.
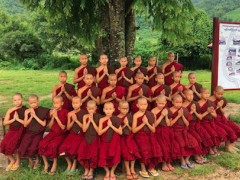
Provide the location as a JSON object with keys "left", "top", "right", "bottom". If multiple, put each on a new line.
{"left": 1, "top": 52, "right": 240, "bottom": 180}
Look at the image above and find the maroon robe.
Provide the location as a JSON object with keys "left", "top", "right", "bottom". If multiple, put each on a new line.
{"left": 189, "top": 82, "right": 202, "bottom": 101}
{"left": 59, "top": 110, "right": 88, "bottom": 158}
{"left": 134, "top": 111, "right": 162, "bottom": 169}
{"left": 18, "top": 107, "right": 50, "bottom": 157}
{"left": 120, "top": 114, "right": 141, "bottom": 161}
{"left": 147, "top": 66, "right": 162, "bottom": 88}
{"left": 132, "top": 66, "right": 148, "bottom": 84}
{"left": 55, "top": 83, "right": 77, "bottom": 111}
{"left": 77, "top": 66, "right": 97, "bottom": 89}
{"left": 97, "top": 66, "right": 115, "bottom": 90}
{"left": 171, "top": 83, "right": 186, "bottom": 99}
{"left": 116, "top": 67, "right": 134, "bottom": 89}
{"left": 0, "top": 106, "right": 27, "bottom": 155}
{"left": 185, "top": 102, "right": 213, "bottom": 154}
{"left": 130, "top": 84, "right": 153, "bottom": 113}
{"left": 105, "top": 86, "right": 125, "bottom": 115}
{"left": 98, "top": 116, "right": 122, "bottom": 168}
{"left": 199, "top": 100, "right": 227, "bottom": 146}
{"left": 80, "top": 86, "right": 101, "bottom": 110}
{"left": 38, "top": 109, "right": 68, "bottom": 158}
{"left": 171, "top": 108, "right": 202, "bottom": 156}
{"left": 155, "top": 108, "right": 181, "bottom": 162}
{"left": 164, "top": 61, "right": 183, "bottom": 86}
{"left": 78, "top": 113, "right": 103, "bottom": 168}
{"left": 213, "top": 98, "right": 239, "bottom": 143}
{"left": 152, "top": 84, "right": 171, "bottom": 108}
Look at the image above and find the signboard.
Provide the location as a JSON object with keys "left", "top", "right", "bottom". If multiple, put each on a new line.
{"left": 212, "top": 18, "right": 240, "bottom": 92}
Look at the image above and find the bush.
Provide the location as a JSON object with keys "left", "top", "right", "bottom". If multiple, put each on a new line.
{"left": 180, "top": 54, "right": 212, "bottom": 70}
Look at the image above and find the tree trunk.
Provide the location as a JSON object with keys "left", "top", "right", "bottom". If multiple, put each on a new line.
{"left": 96, "top": 0, "right": 136, "bottom": 68}
{"left": 125, "top": 9, "right": 136, "bottom": 66}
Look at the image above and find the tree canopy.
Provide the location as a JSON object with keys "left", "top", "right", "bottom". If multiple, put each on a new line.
{"left": 19, "top": 0, "right": 195, "bottom": 65}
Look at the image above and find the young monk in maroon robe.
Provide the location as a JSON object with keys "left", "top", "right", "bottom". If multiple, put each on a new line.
{"left": 101, "top": 74, "right": 125, "bottom": 115}
{"left": 115, "top": 56, "right": 134, "bottom": 90}
{"left": 198, "top": 88, "right": 227, "bottom": 156}
{"left": 96, "top": 54, "right": 115, "bottom": 90}
{"left": 151, "top": 73, "right": 171, "bottom": 108}
{"left": 182, "top": 90, "right": 212, "bottom": 163}
{"left": 77, "top": 74, "right": 101, "bottom": 110}
{"left": 52, "top": 71, "right": 77, "bottom": 111}
{"left": 73, "top": 54, "right": 97, "bottom": 89}
{"left": 132, "top": 97, "right": 162, "bottom": 178}
{"left": 0, "top": 93, "right": 27, "bottom": 171}
{"left": 146, "top": 56, "right": 162, "bottom": 88}
{"left": 127, "top": 72, "right": 153, "bottom": 113}
{"left": 117, "top": 101, "right": 141, "bottom": 180}
{"left": 78, "top": 100, "right": 102, "bottom": 180}
{"left": 98, "top": 102, "right": 122, "bottom": 180}
{"left": 162, "top": 52, "right": 183, "bottom": 86}
{"left": 170, "top": 95, "right": 202, "bottom": 169}
{"left": 185, "top": 72, "right": 202, "bottom": 101}
{"left": 38, "top": 96, "right": 68, "bottom": 175}
{"left": 130, "top": 56, "right": 149, "bottom": 83}
{"left": 18, "top": 95, "right": 49, "bottom": 170}
{"left": 209, "top": 86, "right": 240, "bottom": 153}
{"left": 59, "top": 96, "right": 87, "bottom": 174}
{"left": 170, "top": 71, "right": 186, "bottom": 99}
{"left": 151, "top": 95, "right": 176, "bottom": 171}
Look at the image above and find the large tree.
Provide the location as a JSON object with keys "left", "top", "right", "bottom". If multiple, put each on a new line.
{"left": 19, "top": 0, "right": 194, "bottom": 66}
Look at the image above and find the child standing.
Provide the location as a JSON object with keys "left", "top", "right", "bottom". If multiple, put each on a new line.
{"left": 77, "top": 74, "right": 101, "bottom": 110}
{"left": 162, "top": 52, "right": 183, "bottom": 86}
{"left": 38, "top": 96, "right": 68, "bottom": 175}
{"left": 101, "top": 74, "right": 125, "bottom": 115}
{"left": 58, "top": 96, "right": 87, "bottom": 174}
{"left": 127, "top": 72, "right": 153, "bottom": 113}
{"left": 146, "top": 56, "right": 162, "bottom": 88}
{"left": 78, "top": 100, "right": 103, "bottom": 180}
{"left": 132, "top": 97, "right": 162, "bottom": 178}
{"left": 151, "top": 95, "right": 176, "bottom": 171}
{"left": 98, "top": 102, "right": 122, "bottom": 180}
{"left": 151, "top": 73, "right": 171, "bottom": 108}
{"left": 0, "top": 93, "right": 27, "bottom": 171}
{"left": 18, "top": 95, "right": 50, "bottom": 169}
{"left": 96, "top": 54, "right": 115, "bottom": 90}
{"left": 117, "top": 101, "right": 141, "bottom": 179}
{"left": 52, "top": 71, "right": 77, "bottom": 111}
{"left": 185, "top": 72, "right": 202, "bottom": 101}
{"left": 115, "top": 56, "right": 134, "bottom": 89}
{"left": 73, "top": 54, "right": 96, "bottom": 89}
{"left": 130, "top": 56, "right": 149, "bottom": 83}
{"left": 170, "top": 95, "right": 202, "bottom": 169}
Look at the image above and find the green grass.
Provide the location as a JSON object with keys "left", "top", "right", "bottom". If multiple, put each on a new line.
{"left": 0, "top": 158, "right": 83, "bottom": 180}
{"left": 173, "top": 163, "right": 217, "bottom": 176}
{"left": 0, "top": 70, "right": 74, "bottom": 117}
{"left": 208, "top": 152, "right": 240, "bottom": 170}
{"left": 0, "top": 69, "right": 240, "bottom": 118}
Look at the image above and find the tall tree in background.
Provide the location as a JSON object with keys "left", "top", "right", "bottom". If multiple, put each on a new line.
{"left": 19, "top": 0, "right": 194, "bottom": 66}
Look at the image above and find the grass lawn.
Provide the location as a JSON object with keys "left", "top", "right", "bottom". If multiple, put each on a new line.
{"left": 0, "top": 69, "right": 240, "bottom": 178}
{"left": 1, "top": 69, "right": 240, "bottom": 117}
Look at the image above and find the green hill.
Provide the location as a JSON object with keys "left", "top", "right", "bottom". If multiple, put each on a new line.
{"left": 191, "top": 0, "right": 240, "bottom": 21}
{"left": 222, "top": 8, "right": 240, "bottom": 21}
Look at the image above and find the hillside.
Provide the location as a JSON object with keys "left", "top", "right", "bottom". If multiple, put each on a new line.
{"left": 222, "top": 8, "right": 240, "bottom": 21}
{"left": 191, "top": 0, "right": 240, "bottom": 20}
{"left": 0, "top": 0, "right": 24, "bottom": 14}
